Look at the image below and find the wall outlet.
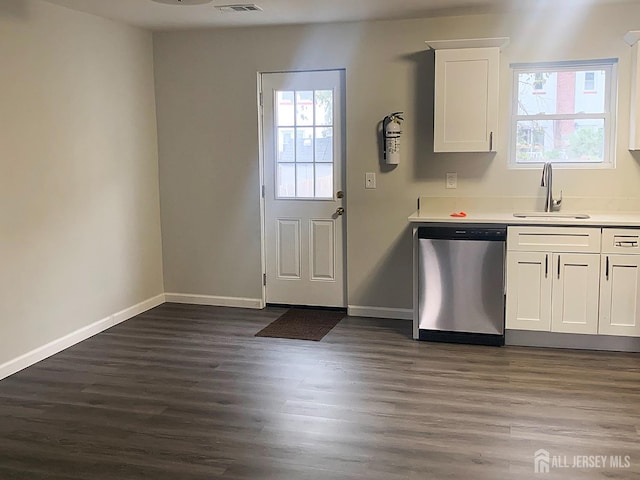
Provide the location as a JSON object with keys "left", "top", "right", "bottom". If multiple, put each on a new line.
{"left": 446, "top": 172, "right": 457, "bottom": 189}
{"left": 365, "top": 172, "right": 376, "bottom": 189}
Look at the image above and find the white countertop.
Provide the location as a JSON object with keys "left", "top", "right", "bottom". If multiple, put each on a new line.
{"left": 408, "top": 210, "right": 640, "bottom": 227}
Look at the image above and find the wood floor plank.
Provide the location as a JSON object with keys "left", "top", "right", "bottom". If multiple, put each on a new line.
{"left": 0, "top": 302, "right": 639, "bottom": 479}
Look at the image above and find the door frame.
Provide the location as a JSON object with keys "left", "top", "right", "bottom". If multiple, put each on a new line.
{"left": 256, "top": 68, "right": 348, "bottom": 308}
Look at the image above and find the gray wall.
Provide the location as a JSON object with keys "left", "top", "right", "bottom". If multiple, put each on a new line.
{"left": 0, "top": 0, "right": 164, "bottom": 365}
{"left": 153, "top": 5, "right": 640, "bottom": 310}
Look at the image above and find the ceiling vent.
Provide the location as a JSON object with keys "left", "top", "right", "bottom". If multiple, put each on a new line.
{"left": 215, "top": 4, "right": 263, "bottom": 13}
{"left": 151, "top": 0, "right": 213, "bottom": 5}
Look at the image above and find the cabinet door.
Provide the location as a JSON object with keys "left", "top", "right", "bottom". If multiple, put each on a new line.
{"left": 629, "top": 42, "right": 640, "bottom": 150}
{"left": 551, "top": 253, "right": 600, "bottom": 334}
{"left": 433, "top": 47, "right": 499, "bottom": 152}
{"left": 599, "top": 254, "right": 640, "bottom": 336}
{"left": 506, "top": 251, "right": 552, "bottom": 331}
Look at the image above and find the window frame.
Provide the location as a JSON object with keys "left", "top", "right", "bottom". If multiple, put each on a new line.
{"left": 509, "top": 58, "right": 618, "bottom": 170}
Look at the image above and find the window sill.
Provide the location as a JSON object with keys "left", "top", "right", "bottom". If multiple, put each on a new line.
{"left": 509, "top": 161, "right": 615, "bottom": 170}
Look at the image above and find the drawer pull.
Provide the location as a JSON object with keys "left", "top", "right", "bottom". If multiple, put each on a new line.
{"left": 606, "top": 256, "right": 609, "bottom": 280}
{"left": 615, "top": 241, "right": 638, "bottom": 247}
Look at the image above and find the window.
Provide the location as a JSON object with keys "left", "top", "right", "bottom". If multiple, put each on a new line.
{"left": 510, "top": 59, "right": 617, "bottom": 167}
{"left": 275, "top": 89, "right": 334, "bottom": 198}
{"left": 584, "top": 71, "right": 595, "bottom": 91}
{"left": 533, "top": 72, "right": 545, "bottom": 93}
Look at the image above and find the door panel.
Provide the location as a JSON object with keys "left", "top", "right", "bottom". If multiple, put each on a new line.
{"left": 310, "top": 220, "right": 335, "bottom": 281}
{"left": 276, "top": 219, "right": 301, "bottom": 279}
{"left": 262, "top": 70, "right": 345, "bottom": 307}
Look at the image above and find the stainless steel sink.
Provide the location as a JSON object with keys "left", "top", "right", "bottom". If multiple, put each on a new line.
{"left": 513, "top": 212, "right": 591, "bottom": 219}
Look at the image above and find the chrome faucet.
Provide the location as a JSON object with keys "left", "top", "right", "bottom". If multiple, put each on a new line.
{"left": 541, "top": 162, "right": 562, "bottom": 212}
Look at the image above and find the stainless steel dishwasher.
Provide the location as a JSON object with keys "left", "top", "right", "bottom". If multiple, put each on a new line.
{"left": 417, "top": 224, "right": 506, "bottom": 346}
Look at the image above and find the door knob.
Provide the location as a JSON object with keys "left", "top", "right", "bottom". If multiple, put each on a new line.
{"left": 335, "top": 207, "right": 345, "bottom": 216}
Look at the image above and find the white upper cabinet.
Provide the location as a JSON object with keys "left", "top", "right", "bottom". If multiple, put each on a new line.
{"left": 427, "top": 38, "right": 507, "bottom": 153}
{"left": 625, "top": 31, "right": 640, "bottom": 150}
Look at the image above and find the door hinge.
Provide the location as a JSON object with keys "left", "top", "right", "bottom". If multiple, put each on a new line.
{"left": 263, "top": 273, "right": 266, "bottom": 286}
{"left": 259, "top": 91, "right": 263, "bottom": 107}
{"left": 261, "top": 185, "right": 265, "bottom": 198}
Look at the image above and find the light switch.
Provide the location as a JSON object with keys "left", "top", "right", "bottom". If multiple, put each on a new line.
{"left": 446, "top": 172, "right": 457, "bottom": 189}
{"left": 365, "top": 172, "right": 376, "bottom": 189}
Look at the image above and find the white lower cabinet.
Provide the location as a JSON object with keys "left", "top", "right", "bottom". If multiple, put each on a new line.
{"left": 506, "top": 251, "right": 600, "bottom": 334}
{"left": 505, "top": 251, "right": 552, "bottom": 331}
{"left": 597, "top": 228, "right": 640, "bottom": 337}
{"left": 550, "top": 253, "right": 600, "bottom": 334}
{"left": 506, "top": 226, "right": 601, "bottom": 335}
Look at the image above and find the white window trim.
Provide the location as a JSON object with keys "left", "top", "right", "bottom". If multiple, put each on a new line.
{"left": 509, "top": 59, "right": 618, "bottom": 170}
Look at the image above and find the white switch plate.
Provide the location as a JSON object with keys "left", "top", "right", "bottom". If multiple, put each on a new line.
{"left": 365, "top": 172, "right": 376, "bottom": 189}
{"left": 446, "top": 172, "right": 457, "bottom": 189}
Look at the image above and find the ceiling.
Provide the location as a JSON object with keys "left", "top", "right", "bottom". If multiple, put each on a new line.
{"left": 43, "top": 0, "right": 634, "bottom": 31}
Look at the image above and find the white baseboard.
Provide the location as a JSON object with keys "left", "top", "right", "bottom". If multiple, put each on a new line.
{"left": 347, "top": 305, "right": 413, "bottom": 320}
{"left": 112, "top": 294, "right": 166, "bottom": 325}
{"left": 0, "top": 295, "right": 409, "bottom": 381}
{"left": 164, "top": 293, "right": 264, "bottom": 309}
{"left": 0, "top": 293, "right": 165, "bottom": 381}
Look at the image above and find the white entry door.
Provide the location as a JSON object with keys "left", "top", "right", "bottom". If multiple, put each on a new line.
{"left": 261, "top": 70, "right": 345, "bottom": 307}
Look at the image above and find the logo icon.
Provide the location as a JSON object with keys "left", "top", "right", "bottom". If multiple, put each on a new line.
{"left": 535, "top": 449, "right": 550, "bottom": 473}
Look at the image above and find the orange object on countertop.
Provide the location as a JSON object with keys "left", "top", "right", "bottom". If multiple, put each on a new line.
{"left": 450, "top": 211, "right": 467, "bottom": 217}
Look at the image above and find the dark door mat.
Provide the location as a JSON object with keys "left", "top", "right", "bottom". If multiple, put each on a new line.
{"left": 255, "top": 308, "right": 345, "bottom": 341}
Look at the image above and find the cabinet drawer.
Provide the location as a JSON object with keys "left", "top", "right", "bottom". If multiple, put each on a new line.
{"left": 602, "top": 228, "right": 640, "bottom": 254}
{"left": 507, "top": 226, "right": 601, "bottom": 253}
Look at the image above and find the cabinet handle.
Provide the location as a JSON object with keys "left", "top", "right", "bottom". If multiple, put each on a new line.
{"left": 557, "top": 255, "right": 561, "bottom": 279}
{"left": 545, "top": 254, "right": 548, "bottom": 278}
{"left": 606, "top": 256, "right": 609, "bottom": 280}
{"left": 615, "top": 241, "right": 638, "bottom": 247}
{"left": 489, "top": 131, "right": 493, "bottom": 151}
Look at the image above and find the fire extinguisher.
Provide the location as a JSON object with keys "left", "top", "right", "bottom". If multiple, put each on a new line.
{"left": 383, "top": 112, "right": 404, "bottom": 165}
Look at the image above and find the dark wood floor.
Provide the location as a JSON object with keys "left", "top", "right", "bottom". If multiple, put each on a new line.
{"left": 1, "top": 303, "right": 639, "bottom": 479}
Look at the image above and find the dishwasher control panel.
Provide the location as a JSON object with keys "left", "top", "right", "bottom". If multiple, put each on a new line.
{"left": 418, "top": 224, "right": 506, "bottom": 241}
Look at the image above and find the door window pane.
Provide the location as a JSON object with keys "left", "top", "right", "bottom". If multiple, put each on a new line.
{"left": 315, "top": 127, "right": 333, "bottom": 162}
{"left": 276, "top": 91, "right": 294, "bottom": 126}
{"left": 296, "top": 163, "right": 314, "bottom": 197}
{"left": 315, "top": 164, "right": 333, "bottom": 198}
{"left": 296, "top": 127, "right": 314, "bottom": 162}
{"left": 296, "top": 91, "right": 314, "bottom": 126}
{"left": 315, "top": 90, "right": 333, "bottom": 126}
{"left": 277, "top": 128, "right": 295, "bottom": 162}
{"left": 277, "top": 163, "right": 296, "bottom": 197}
